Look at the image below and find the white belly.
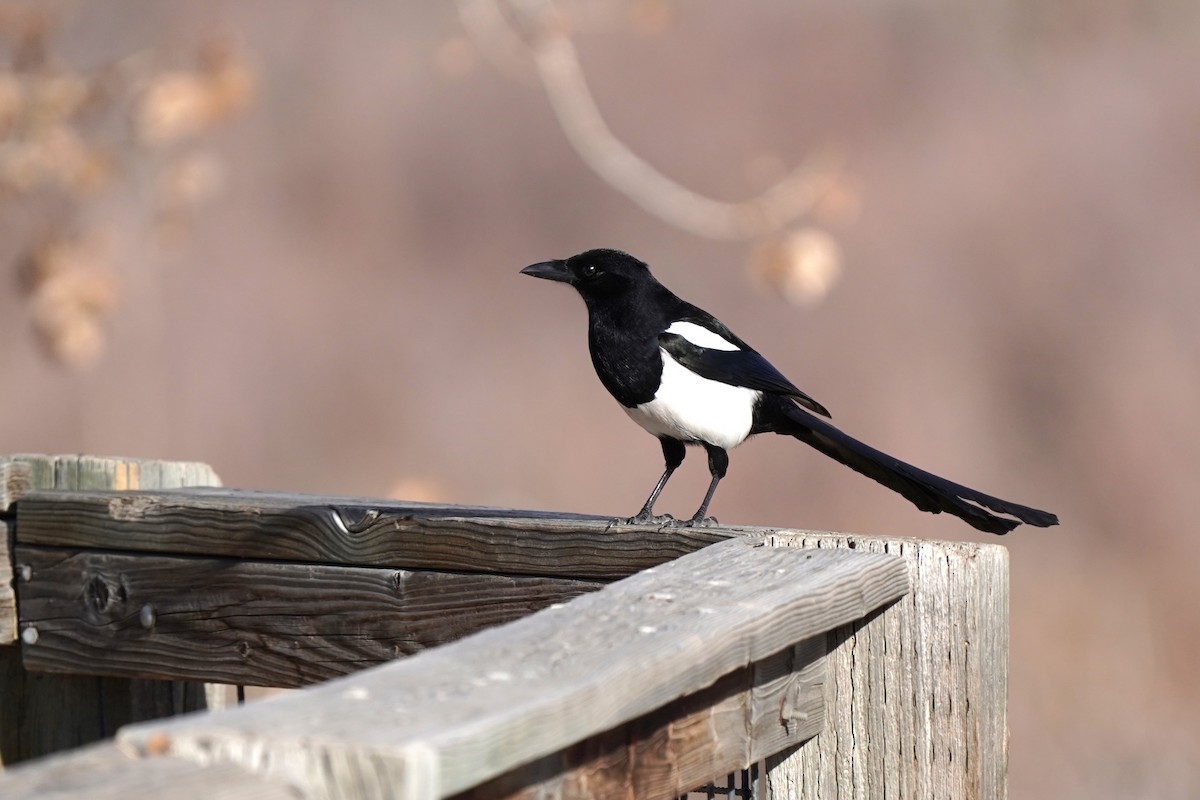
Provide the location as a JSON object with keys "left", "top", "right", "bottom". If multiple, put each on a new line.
{"left": 622, "top": 349, "right": 759, "bottom": 450}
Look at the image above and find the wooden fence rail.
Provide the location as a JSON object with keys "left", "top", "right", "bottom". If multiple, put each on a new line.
{"left": 0, "top": 455, "right": 1009, "bottom": 799}
{"left": 0, "top": 456, "right": 218, "bottom": 764}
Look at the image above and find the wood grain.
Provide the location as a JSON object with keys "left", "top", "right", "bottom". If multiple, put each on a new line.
{"left": 18, "top": 547, "right": 602, "bottom": 688}
{"left": 0, "top": 741, "right": 301, "bottom": 800}
{"left": 0, "top": 519, "right": 15, "bottom": 647}
{"left": 7, "top": 458, "right": 1009, "bottom": 797}
{"left": 118, "top": 536, "right": 910, "bottom": 799}
{"left": 761, "top": 532, "right": 1009, "bottom": 800}
{"left": 0, "top": 454, "right": 219, "bottom": 497}
{"left": 457, "top": 637, "right": 826, "bottom": 800}
{"left": 0, "top": 455, "right": 221, "bottom": 768}
{"left": 15, "top": 488, "right": 734, "bottom": 579}
{"left": 1, "top": 460, "right": 35, "bottom": 643}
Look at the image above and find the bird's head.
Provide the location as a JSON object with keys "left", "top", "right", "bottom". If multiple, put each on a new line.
{"left": 521, "top": 249, "right": 651, "bottom": 304}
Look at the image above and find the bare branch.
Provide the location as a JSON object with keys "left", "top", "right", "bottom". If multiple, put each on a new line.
{"left": 461, "top": 0, "right": 842, "bottom": 241}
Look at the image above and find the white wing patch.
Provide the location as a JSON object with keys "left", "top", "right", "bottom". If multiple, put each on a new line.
{"left": 664, "top": 320, "right": 740, "bottom": 352}
{"left": 623, "top": 349, "right": 759, "bottom": 450}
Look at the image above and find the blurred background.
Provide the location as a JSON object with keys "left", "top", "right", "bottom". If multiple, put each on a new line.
{"left": 1, "top": 0, "right": 1197, "bottom": 795}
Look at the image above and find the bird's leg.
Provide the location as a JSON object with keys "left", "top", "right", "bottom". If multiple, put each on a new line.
{"left": 684, "top": 444, "right": 728, "bottom": 527}
{"left": 622, "top": 438, "right": 686, "bottom": 525}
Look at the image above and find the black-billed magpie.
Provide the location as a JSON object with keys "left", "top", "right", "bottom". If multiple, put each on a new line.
{"left": 521, "top": 248, "right": 1059, "bottom": 534}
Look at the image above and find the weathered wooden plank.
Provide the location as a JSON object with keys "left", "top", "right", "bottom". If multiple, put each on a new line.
{"left": 3, "top": 458, "right": 41, "bottom": 505}
{"left": 119, "top": 536, "right": 909, "bottom": 800}
{"left": 0, "top": 454, "right": 221, "bottom": 768}
{"left": 0, "top": 741, "right": 302, "bottom": 800}
{"left": 456, "top": 636, "right": 825, "bottom": 800}
{"left": 0, "top": 662, "right": 207, "bottom": 767}
{"left": 762, "top": 532, "right": 1008, "bottom": 800}
{"left": 0, "top": 520, "right": 15, "bottom": 647}
{"left": 17, "top": 547, "right": 602, "bottom": 688}
{"left": 0, "top": 454, "right": 220, "bottom": 494}
{"left": 16, "top": 488, "right": 734, "bottom": 579}
{"left": 1, "top": 460, "right": 35, "bottom": 644}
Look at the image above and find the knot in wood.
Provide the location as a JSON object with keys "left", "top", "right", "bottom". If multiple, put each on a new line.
{"left": 85, "top": 573, "right": 119, "bottom": 614}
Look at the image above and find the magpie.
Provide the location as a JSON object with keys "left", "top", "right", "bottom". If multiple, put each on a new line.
{"left": 521, "top": 248, "right": 1059, "bottom": 534}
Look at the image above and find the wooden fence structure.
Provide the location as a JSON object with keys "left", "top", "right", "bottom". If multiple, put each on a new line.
{"left": 0, "top": 455, "right": 1010, "bottom": 799}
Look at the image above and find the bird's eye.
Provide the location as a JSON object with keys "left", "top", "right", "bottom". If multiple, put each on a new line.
{"left": 580, "top": 263, "right": 598, "bottom": 279}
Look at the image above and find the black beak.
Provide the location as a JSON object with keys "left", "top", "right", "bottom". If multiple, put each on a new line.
{"left": 520, "top": 259, "right": 572, "bottom": 283}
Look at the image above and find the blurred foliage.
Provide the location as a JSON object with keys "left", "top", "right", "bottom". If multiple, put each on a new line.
{"left": 17, "top": 231, "right": 116, "bottom": 366}
{"left": 0, "top": 5, "right": 253, "bottom": 368}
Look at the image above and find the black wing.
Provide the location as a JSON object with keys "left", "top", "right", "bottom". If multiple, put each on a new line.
{"left": 660, "top": 330, "right": 831, "bottom": 418}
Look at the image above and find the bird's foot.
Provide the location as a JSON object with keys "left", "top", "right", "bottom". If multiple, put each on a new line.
{"left": 658, "top": 514, "right": 719, "bottom": 529}
{"left": 613, "top": 510, "right": 676, "bottom": 526}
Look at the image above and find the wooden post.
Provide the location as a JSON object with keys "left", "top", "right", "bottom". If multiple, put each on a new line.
{"left": 0, "top": 455, "right": 221, "bottom": 767}
{"left": 1, "top": 459, "right": 37, "bottom": 645}
{"left": 762, "top": 532, "right": 1009, "bottom": 800}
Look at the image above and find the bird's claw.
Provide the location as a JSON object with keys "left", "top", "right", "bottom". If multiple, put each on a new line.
{"left": 658, "top": 515, "right": 719, "bottom": 529}
{"left": 607, "top": 510, "right": 717, "bottom": 529}
{"left": 610, "top": 510, "right": 676, "bottom": 527}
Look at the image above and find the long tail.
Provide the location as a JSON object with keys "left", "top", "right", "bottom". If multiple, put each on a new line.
{"left": 763, "top": 397, "right": 1059, "bottom": 534}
